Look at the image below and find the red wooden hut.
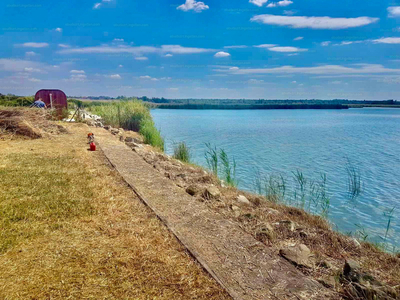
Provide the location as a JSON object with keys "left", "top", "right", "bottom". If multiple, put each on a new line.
{"left": 35, "top": 89, "right": 67, "bottom": 110}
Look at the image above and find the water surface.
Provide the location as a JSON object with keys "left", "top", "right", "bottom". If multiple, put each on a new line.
{"left": 152, "top": 108, "right": 400, "bottom": 249}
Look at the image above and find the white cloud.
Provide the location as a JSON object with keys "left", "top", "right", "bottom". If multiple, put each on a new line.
{"left": 224, "top": 45, "right": 248, "bottom": 49}
{"left": 267, "top": 0, "right": 293, "bottom": 7}
{"left": 321, "top": 41, "right": 331, "bottom": 46}
{"left": 0, "top": 59, "right": 47, "bottom": 73}
{"left": 113, "top": 38, "right": 124, "bottom": 42}
{"left": 165, "top": 54, "right": 173, "bottom": 57}
{"left": 24, "top": 67, "right": 41, "bottom": 72}
{"left": 221, "top": 64, "right": 400, "bottom": 75}
{"left": 68, "top": 74, "right": 87, "bottom": 82}
{"left": 135, "top": 56, "right": 148, "bottom": 60}
{"left": 140, "top": 75, "right": 152, "bottom": 79}
{"left": 161, "top": 45, "right": 215, "bottom": 54}
{"left": 268, "top": 46, "right": 307, "bottom": 52}
{"left": 177, "top": 0, "right": 209, "bottom": 13}
{"left": 250, "top": 14, "right": 379, "bottom": 29}
{"left": 19, "top": 42, "right": 49, "bottom": 48}
{"left": 293, "top": 36, "right": 303, "bottom": 41}
{"left": 108, "top": 74, "right": 121, "bottom": 79}
{"left": 229, "top": 67, "right": 239, "bottom": 70}
{"left": 214, "top": 51, "right": 231, "bottom": 58}
{"left": 248, "top": 79, "right": 264, "bottom": 84}
{"left": 58, "top": 44, "right": 215, "bottom": 55}
{"left": 249, "top": 0, "right": 268, "bottom": 7}
{"left": 283, "top": 10, "right": 296, "bottom": 15}
{"left": 25, "top": 51, "right": 37, "bottom": 56}
{"left": 388, "top": 6, "right": 400, "bottom": 18}
{"left": 93, "top": 3, "right": 101, "bottom": 9}
{"left": 291, "top": 81, "right": 297, "bottom": 83}
{"left": 372, "top": 37, "right": 400, "bottom": 44}
{"left": 119, "top": 64, "right": 123, "bottom": 67}
{"left": 70, "top": 70, "right": 85, "bottom": 74}
{"left": 58, "top": 44, "right": 70, "bottom": 48}
{"left": 254, "top": 44, "right": 277, "bottom": 48}
{"left": 55, "top": 28, "right": 62, "bottom": 32}
{"left": 28, "top": 78, "right": 41, "bottom": 82}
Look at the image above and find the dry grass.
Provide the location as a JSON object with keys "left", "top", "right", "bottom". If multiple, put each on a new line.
{"left": 0, "top": 123, "right": 230, "bottom": 299}
{"left": 0, "top": 107, "right": 67, "bottom": 140}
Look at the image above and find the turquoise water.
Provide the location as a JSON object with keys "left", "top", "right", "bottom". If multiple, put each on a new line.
{"left": 151, "top": 108, "right": 400, "bottom": 250}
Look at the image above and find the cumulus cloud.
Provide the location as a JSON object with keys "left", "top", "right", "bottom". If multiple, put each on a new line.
{"left": 372, "top": 37, "right": 400, "bottom": 44}
{"left": 164, "top": 54, "right": 173, "bottom": 57}
{"left": 214, "top": 51, "right": 231, "bottom": 58}
{"left": 293, "top": 36, "right": 303, "bottom": 41}
{"left": 267, "top": 0, "right": 293, "bottom": 8}
{"left": 19, "top": 42, "right": 49, "bottom": 48}
{"left": 55, "top": 28, "right": 62, "bottom": 32}
{"left": 249, "top": 0, "right": 268, "bottom": 7}
{"left": 250, "top": 14, "right": 379, "bottom": 29}
{"left": 25, "top": 51, "right": 37, "bottom": 56}
{"left": 177, "top": 0, "right": 209, "bottom": 13}
{"left": 388, "top": 6, "right": 400, "bottom": 18}
{"left": 321, "top": 41, "right": 331, "bottom": 46}
{"left": 70, "top": 70, "right": 85, "bottom": 74}
{"left": 108, "top": 74, "right": 121, "bottom": 79}
{"left": 69, "top": 74, "right": 87, "bottom": 82}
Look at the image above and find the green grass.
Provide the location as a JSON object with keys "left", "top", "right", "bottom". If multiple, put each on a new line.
{"left": 173, "top": 142, "right": 191, "bottom": 163}
{"left": 89, "top": 100, "right": 164, "bottom": 151}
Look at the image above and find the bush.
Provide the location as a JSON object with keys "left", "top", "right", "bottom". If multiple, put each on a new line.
{"left": 89, "top": 100, "right": 164, "bottom": 151}
{"left": 173, "top": 142, "right": 190, "bottom": 163}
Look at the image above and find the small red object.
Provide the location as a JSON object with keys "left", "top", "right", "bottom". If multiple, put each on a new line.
{"left": 90, "top": 142, "right": 96, "bottom": 151}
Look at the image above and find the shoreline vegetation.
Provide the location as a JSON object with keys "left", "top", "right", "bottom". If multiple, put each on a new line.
{"left": 74, "top": 98, "right": 398, "bottom": 254}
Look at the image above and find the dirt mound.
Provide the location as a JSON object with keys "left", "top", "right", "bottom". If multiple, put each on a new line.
{"left": 0, "top": 108, "right": 68, "bottom": 139}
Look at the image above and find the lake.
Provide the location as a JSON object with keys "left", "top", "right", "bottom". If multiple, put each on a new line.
{"left": 151, "top": 108, "right": 400, "bottom": 250}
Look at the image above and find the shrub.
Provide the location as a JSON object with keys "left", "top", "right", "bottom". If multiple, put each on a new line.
{"left": 173, "top": 142, "right": 190, "bottom": 163}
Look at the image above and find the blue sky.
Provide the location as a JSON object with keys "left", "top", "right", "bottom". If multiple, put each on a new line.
{"left": 0, "top": 0, "right": 400, "bottom": 99}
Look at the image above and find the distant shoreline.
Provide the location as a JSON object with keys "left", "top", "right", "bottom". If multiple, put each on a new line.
{"left": 150, "top": 103, "right": 349, "bottom": 110}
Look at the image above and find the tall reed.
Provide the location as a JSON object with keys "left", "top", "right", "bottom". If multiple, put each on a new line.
{"left": 89, "top": 100, "right": 164, "bottom": 151}
{"left": 219, "top": 149, "right": 238, "bottom": 187}
{"left": 205, "top": 143, "right": 218, "bottom": 176}
{"left": 345, "top": 158, "right": 362, "bottom": 199}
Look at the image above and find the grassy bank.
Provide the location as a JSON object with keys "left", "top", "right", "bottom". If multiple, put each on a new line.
{"left": 0, "top": 122, "right": 229, "bottom": 299}
{"left": 85, "top": 100, "right": 165, "bottom": 151}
